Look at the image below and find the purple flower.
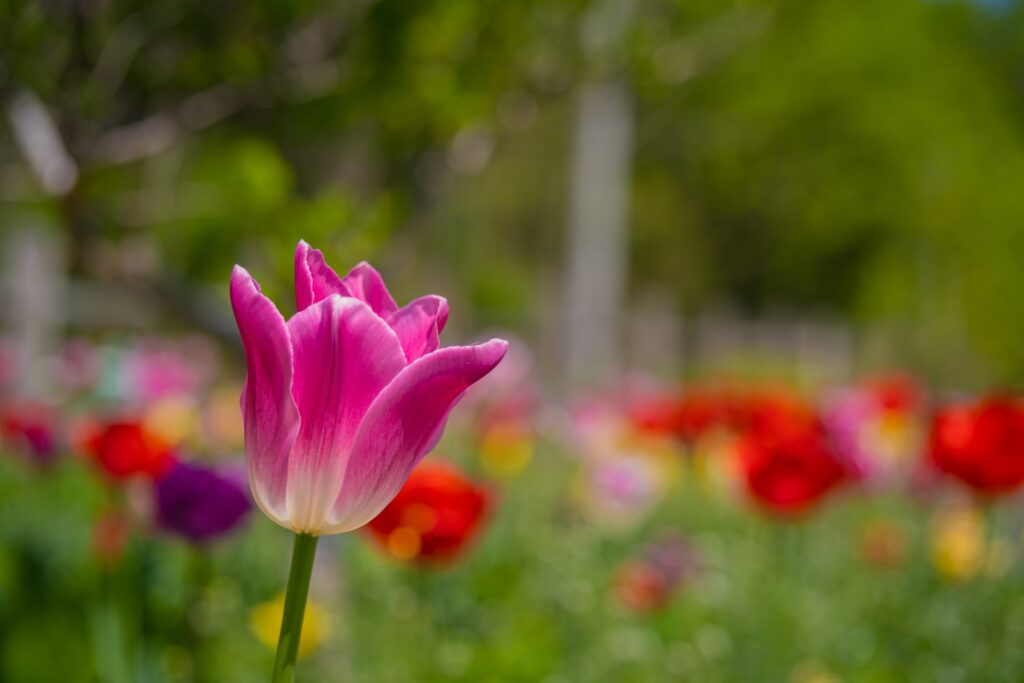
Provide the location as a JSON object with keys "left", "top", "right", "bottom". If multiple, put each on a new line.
{"left": 155, "top": 461, "right": 252, "bottom": 543}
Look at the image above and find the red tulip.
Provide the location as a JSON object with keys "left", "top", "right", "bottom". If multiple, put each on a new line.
{"left": 629, "top": 391, "right": 686, "bottom": 437}
{"left": 929, "top": 396, "right": 1024, "bottom": 496}
{"left": 736, "top": 417, "right": 847, "bottom": 516}
{"left": 365, "top": 460, "right": 491, "bottom": 566}
{"left": 736, "top": 388, "right": 817, "bottom": 435}
{"left": 84, "top": 421, "right": 176, "bottom": 480}
{"left": 675, "top": 387, "right": 739, "bottom": 441}
{"left": 629, "top": 385, "right": 738, "bottom": 443}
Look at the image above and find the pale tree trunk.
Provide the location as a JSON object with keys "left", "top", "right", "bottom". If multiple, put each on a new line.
{"left": 563, "top": 0, "right": 636, "bottom": 390}
{"left": 3, "top": 224, "right": 65, "bottom": 398}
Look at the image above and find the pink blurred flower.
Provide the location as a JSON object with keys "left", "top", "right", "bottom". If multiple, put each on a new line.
{"left": 120, "top": 336, "right": 219, "bottom": 404}
{"left": 822, "top": 374, "right": 923, "bottom": 486}
{"left": 577, "top": 448, "right": 676, "bottom": 530}
{"left": 58, "top": 338, "right": 101, "bottom": 393}
{"left": 229, "top": 241, "right": 507, "bottom": 535}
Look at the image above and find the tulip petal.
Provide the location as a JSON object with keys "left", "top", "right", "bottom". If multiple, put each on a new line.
{"left": 230, "top": 266, "right": 299, "bottom": 526}
{"left": 294, "top": 240, "right": 348, "bottom": 312}
{"left": 341, "top": 262, "right": 398, "bottom": 317}
{"left": 385, "top": 295, "right": 450, "bottom": 362}
{"left": 285, "top": 295, "right": 407, "bottom": 533}
{"left": 325, "top": 339, "right": 509, "bottom": 533}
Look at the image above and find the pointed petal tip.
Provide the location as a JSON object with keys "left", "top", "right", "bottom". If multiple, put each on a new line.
{"left": 230, "top": 265, "right": 261, "bottom": 296}
{"left": 347, "top": 260, "right": 380, "bottom": 278}
{"left": 295, "top": 239, "right": 322, "bottom": 260}
{"left": 481, "top": 337, "right": 511, "bottom": 360}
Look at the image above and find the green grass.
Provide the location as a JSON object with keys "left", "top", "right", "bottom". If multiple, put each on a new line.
{"left": 2, "top": 445, "right": 1023, "bottom": 682}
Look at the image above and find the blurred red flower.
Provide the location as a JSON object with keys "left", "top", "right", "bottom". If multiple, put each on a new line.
{"left": 365, "top": 460, "right": 491, "bottom": 566}
{"left": 929, "top": 396, "right": 1024, "bottom": 496}
{"left": 736, "top": 417, "right": 847, "bottom": 515}
{"left": 867, "top": 373, "right": 920, "bottom": 415}
{"left": 83, "top": 421, "right": 176, "bottom": 480}
{"left": 630, "top": 385, "right": 740, "bottom": 443}
{"left": 629, "top": 391, "right": 686, "bottom": 437}
{"left": 613, "top": 534, "right": 700, "bottom": 613}
{"left": 736, "top": 388, "right": 818, "bottom": 435}
{"left": 614, "top": 561, "right": 669, "bottom": 612}
{"left": 0, "top": 402, "right": 60, "bottom": 466}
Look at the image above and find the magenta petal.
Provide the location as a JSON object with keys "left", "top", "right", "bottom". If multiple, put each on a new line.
{"left": 385, "top": 295, "right": 450, "bottom": 362}
{"left": 326, "top": 338, "right": 509, "bottom": 533}
{"left": 341, "top": 262, "right": 398, "bottom": 317}
{"left": 285, "top": 295, "right": 407, "bottom": 533}
{"left": 294, "top": 240, "right": 349, "bottom": 312}
{"left": 230, "top": 266, "right": 299, "bottom": 525}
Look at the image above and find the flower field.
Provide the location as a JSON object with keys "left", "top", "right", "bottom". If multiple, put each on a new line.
{"left": 3, "top": 328, "right": 1024, "bottom": 682}
{"left": 6, "top": 1, "right": 1024, "bottom": 680}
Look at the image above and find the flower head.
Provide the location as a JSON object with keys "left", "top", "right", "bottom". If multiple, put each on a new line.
{"left": 929, "top": 395, "right": 1024, "bottom": 496}
{"left": 121, "top": 335, "right": 218, "bottom": 405}
{"left": 365, "top": 459, "right": 491, "bottom": 566}
{"left": 822, "top": 375, "right": 923, "bottom": 486}
{"left": 83, "top": 420, "right": 176, "bottom": 480}
{"left": 250, "top": 592, "right": 332, "bottom": 658}
{"left": 230, "top": 241, "right": 507, "bottom": 535}
{"left": 736, "top": 415, "right": 847, "bottom": 516}
{"left": 155, "top": 461, "right": 252, "bottom": 543}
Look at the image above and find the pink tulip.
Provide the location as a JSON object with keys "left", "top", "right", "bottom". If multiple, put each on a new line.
{"left": 230, "top": 241, "right": 508, "bottom": 536}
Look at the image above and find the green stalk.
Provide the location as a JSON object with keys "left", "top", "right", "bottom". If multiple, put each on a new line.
{"left": 272, "top": 533, "right": 320, "bottom": 683}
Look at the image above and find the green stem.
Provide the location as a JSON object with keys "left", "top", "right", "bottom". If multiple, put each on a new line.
{"left": 272, "top": 533, "right": 319, "bottom": 683}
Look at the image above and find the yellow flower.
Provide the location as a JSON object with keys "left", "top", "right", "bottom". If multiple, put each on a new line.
{"left": 691, "top": 433, "right": 741, "bottom": 497}
{"left": 480, "top": 420, "right": 534, "bottom": 476}
{"left": 249, "top": 593, "right": 332, "bottom": 658}
{"left": 204, "top": 383, "right": 246, "bottom": 449}
{"left": 143, "top": 394, "right": 200, "bottom": 446}
{"left": 930, "top": 505, "right": 985, "bottom": 581}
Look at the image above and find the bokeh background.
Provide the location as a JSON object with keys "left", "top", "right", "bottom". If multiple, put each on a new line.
{"left": 4, "top": 0, "right": 1024, "bottom": 681}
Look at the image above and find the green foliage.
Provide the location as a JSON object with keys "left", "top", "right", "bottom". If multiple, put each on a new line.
{"left": 8, "top": 445, "right": 1024, "bottom": 682}
{"left": 6, "top": 0, "right": 1024, "bottom": 379}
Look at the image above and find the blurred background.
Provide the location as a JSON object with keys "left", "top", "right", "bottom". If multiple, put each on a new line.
{"left": 4, "top": 0, "right": 1024, "bottom": 681}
